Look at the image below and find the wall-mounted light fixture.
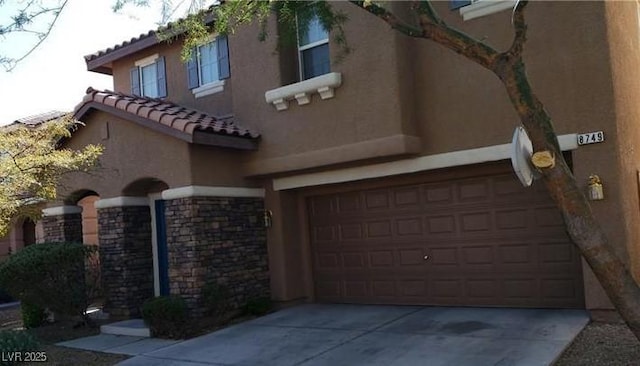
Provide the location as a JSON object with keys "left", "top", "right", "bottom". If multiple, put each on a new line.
{"left": 263, "top": 209, "right": 273, "bottom": 228}
{"left": 587, "top": 175, "right": 604, "bottom": 201}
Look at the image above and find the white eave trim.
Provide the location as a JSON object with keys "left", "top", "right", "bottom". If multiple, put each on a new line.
{"left": 273, "top": 133, "right": 578, "bottom": 191}
{"left": 265, "top": 72, "right": 342, "bottom": 111}
{"left": 42, "top": 206, "right": 83, "bottom": 216}
{"left": 460, "top": 0, "right": 517, "bottom": 21}
{"left": 95, "top": 196, "right": 150, "bottom": 209}
{"left": 161, "top": 185, "right": 265, "bottom": 200}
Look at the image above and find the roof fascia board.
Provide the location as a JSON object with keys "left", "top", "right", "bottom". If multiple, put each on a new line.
{"left": 86, "top": 35, "right": 160, "bottom": 73}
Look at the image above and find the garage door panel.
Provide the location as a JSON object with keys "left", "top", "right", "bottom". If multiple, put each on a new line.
{"left": 423, "top": 183, "right": 454, "bottom": 205}
{"left": 431, "top": 279, "right": 462, "bottom": 299}
{"left": 313, "top": 225, "right": 337, "bottom": 242}
{"left": 339, "top": 223, "right": 363, "bottom": 240}
{"left": 458, "top": 178, "right": 491, "bottom": 203}
{"left": 495, "top": 209, "right": 529, "bottom": 230}
{"left": 370, "top": 250, "right": 395, "bottom": 267}
{"left": 396, "top": 217, "right": 424, "bottom": 236}
{"left": 460, "top": 212, "right": 492, "bottom": 233}
{"left": 399, "top": 280, "right": 428, "bottom": 297}
{"left": 364, "top": 190, "right": 391, "bottom": 210}
{"left": 426, "top": 215, "right": 457, "bottom": 235}
{"left": 308, "top": 167, "right": 584, "bottom": 308}
{"left": 394, "top": 187, "right": 422, "bottom": 207}
{"left": 466, "top": 279, "right": 500, "bottom": 299}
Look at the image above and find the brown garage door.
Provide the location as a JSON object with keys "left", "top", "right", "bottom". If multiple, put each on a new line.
{"left": 307, "top": 164, "right": 584, "bottom": 308}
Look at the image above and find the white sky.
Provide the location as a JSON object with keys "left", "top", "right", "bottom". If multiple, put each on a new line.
{"left": 0, "top": 0, "right": 167, "bottom": 125}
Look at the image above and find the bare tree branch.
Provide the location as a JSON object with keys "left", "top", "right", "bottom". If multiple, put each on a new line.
{"left": 0, "top": 0, "right": 69, "bottom": 71}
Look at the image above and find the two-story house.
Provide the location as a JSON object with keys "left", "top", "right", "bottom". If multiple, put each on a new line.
{"left": 39, "top": 1, "right": 640, "bottom": 318}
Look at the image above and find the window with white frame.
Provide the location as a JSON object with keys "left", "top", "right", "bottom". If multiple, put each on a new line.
{"left": 130, "top": 54, "right": 167, "bottom": 98}
{"left": 187, "top": 35, "right": 230, "bottom": 98}
{"left": 297, "top": 14, "right": 330, "bottom": 81}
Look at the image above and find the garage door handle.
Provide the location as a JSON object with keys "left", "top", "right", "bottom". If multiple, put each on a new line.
{"left": 424, "top": 255, "right": 430, "bottom": 261}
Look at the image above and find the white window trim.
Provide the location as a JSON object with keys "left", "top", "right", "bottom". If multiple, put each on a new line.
{"left": 134, "top": 53, "right": 159, "bottom": 67}
{"left": 191, "top": 38, "right": 226, "bottom": 98}
{"left": 459, "top": 0, "right": 517, "bottom": 21}
{"left": 297, "top": 15, "right": 330, "bottom": 81}
{"left": 193, "top": 79, "right": 225, "bottom": 98}
{"left": 265, "top": 72, "right": 342, "bottom": 111}
{"left": 134, "top": 53, "right": 161, "bottom": 98}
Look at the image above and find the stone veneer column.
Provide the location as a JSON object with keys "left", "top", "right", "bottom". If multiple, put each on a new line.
{"left": 96, "top": 198, "right": 154, "bottom": 318}
{"left": 162, "top": 188, "right": 269, "bottom": 317}
{"left": 41, "top": 206, "right": 83, "bottom": 243}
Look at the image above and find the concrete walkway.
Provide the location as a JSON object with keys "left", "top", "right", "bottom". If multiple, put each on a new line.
{"left": 58, "top": 304, "right": 589, "bottom": 366}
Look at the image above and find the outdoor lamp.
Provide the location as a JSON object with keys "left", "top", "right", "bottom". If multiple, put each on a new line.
{"left": 587, "top": 175, "right": 604, "bottom": 201}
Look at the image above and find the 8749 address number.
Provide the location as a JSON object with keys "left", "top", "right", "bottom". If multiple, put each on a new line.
{"left": 578, "top": 131, "right": 604, "bottom": 146}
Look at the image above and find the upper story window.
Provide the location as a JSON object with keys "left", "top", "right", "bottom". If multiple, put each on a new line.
{"left": 297, "top": 14, "right": 330, "bottom": 80}
{"left": 130, "top": 54, "right": 167, "bottom": 98}
{"left": 187, "top": 35, "right": 230, "bottom": 98}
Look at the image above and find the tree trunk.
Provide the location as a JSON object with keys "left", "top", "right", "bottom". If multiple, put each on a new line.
{"left": 497, "top": 60, "right": 640, "bottom": 339}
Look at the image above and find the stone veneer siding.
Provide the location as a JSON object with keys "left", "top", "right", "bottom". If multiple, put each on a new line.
{"left": 97, "top": 206, "right": 154, "bottom": 317}
{"left": 42, "top": 213, "right": 83, "bottom": 243}
{"left": 164, "top": 197, "right": 269, "bottom": 316}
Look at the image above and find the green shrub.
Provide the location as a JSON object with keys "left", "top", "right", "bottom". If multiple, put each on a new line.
{"left": 0, "top": 242, "right": 98, "bottom": 322}
{"left": 202, "top": 283, "right": 231, "bottom": 316}
{"left": 243, "top": 297, "right": 272, "bottom": 316}
{"left": 142, "top": 296, "right": 188, "bottom": 339}
{"left": 0, "top": 330, "right": 39, "bottom": 365}
{"left": 21, "top": 302, "right": 47, "bottom": 329}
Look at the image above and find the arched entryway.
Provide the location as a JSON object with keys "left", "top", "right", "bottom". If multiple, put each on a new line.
{"left": 123, "top": 177, "right": 170, "bottom": 297}
{"left": 94, "top": 177, "right": 169, "bottom": 317}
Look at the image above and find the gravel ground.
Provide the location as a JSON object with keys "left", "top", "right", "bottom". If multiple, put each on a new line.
{"left": 554, "top": 322, "right": 640, "bottom": 366}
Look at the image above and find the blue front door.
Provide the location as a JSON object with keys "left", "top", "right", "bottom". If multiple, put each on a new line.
{"left": 155, "top": 199, "right": 170, "bottom": 296}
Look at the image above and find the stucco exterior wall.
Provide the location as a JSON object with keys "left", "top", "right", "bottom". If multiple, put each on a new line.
{"left": 231, "top": 3, "right": 420, "bottom": 172}
{"left": 61, "top": 110, "right": 250, "bottom": 200}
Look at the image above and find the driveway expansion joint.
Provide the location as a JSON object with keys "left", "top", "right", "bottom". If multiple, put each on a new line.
{"left": 292, "top": 306, "right": 424, "bottom": 366}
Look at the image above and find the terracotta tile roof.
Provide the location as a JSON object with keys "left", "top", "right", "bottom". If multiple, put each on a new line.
{"left": 74, "top": 88, "right": 260, "bottom": 139}
{"left": 84, "top": 30, "right": 157, "bottom": 64}
{"left": 85, "top": 6, "right": 216, "bottom": 74}
{"left": 12, "top": 110, "right": 67, "bottom": 127}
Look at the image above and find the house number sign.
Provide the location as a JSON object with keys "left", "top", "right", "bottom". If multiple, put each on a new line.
{"left": 577, "top": 131, "right": 605, "bottom": 146}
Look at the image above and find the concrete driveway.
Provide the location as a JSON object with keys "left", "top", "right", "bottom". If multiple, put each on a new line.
{"left": 117, "top": 304, "right": 588, "bottom": 366}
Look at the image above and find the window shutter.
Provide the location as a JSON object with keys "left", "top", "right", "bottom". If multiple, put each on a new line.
{"left": 156, "top": 56, "right": 167, "bottom": 98}
{"left": 130, "top": 67, "right": 141, "bottom": 96}
{"left": 217, "top": 35, "right": 230, "bottom": 80}
{"left": 187, "top": 48, "right": 199, "bottom": 89}
{"left": 450, "top": 0, "right": 472, "bottom": 10}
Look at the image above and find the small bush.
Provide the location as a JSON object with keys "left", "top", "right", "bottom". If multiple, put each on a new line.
{"left": 243, "top": 297, "right": 272, "bottom": 316}
{"left": 21, "top": 302, "right": 47, "bottom": 329}
{"left": 0, "top": 330, "right": 39, "bottom": 364}
{"left": 202, "top": 283, "right": 231, "bottom": 316}
{"left": 0, "top": 242, "right": 98, "bottom": 321}
{"left": 142, "top": 296, "right": 188, "bottom": 339}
